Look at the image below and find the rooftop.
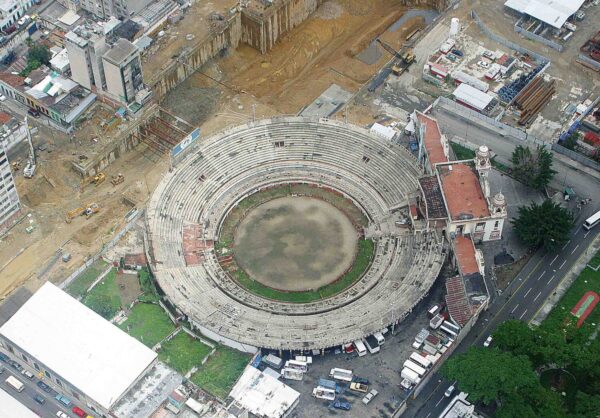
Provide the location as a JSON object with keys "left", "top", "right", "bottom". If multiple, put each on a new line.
{"left": 504, "top": 0, "right": 585, "bottom": 29}
{"left": 103, "top": 38, "right": 138, "bottom": 65}
{"left": 454, "top": 235, "right": 479, "bottom": 275}
{"left": 0, "top": 282, "right": 157, "bottom": 411}
{"left": 229, "top": 365, "right": 299, "bottom": 418}
{"left": 439, "top": 163, "right": 490, "bottom": 220}
{"left": 418, "top": 175, "right": 448, "bottom": 219}
{"left": 416, "top": 111, "right": 448, "bottom": 169}
{"left": 0, "top": 388, "right": 39, "bottom": 418}
{"left": 445, "top": 276, "right": 472, "bottom": 327}
{"left": 453, "top": 83, "right": 494, "bottom": 111}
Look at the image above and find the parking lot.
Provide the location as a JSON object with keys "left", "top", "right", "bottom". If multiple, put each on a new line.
{"left": 276, "top": 278, "right": 449, "bottom": 418}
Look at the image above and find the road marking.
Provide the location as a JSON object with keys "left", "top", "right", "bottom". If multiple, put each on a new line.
{"left": 519, "top": 309, "right": 528, "bottom": 320}
{"left": 549, "top": 274, "right": 556, "bottom": 282}
{"left": 584, "top": 231, "right": 590, "bottom": 238}
{"left": 435, "top": 397, "right": 445, "bottom": 407}
{"left": 524, "top": 288, "right": 532, "bottom": 298}
{"left": 511, "top": 304, "right": 519, "bottom": 313}
{"left": 537, "top": 271, "right": 546, "bottom": 281}
{"left": 559, "top": 260, "right": 567, "bottom": 270}
{"left": 571, "top": 244, "right": 580, "bottom": 255}
{"left": 425, "top": 413, "right": 431, "bottom": 418}
{"left": 534, "top": 291, "right": 542, "bottom": 301}
{"left": 562, "top": 240, "right": 570, "bottom": 250}
{"left": 575, "top": 226, "right": 582, "bottom": 235}
{"left": 550, "top": 255, "right": 559, "bottom": 265}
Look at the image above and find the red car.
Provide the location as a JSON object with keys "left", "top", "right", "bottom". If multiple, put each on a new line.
{"left": 72, "top": 407, "right": 86, "bottom": 417}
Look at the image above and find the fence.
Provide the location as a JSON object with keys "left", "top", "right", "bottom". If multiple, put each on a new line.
{"left": 514, "top": 19, "right": 563, "bottom": 52}
{"left": 471, "top": 11, "right": 549, "bottom": 65}
{"left": 59, "top": 209, "right": 144, "bottom": 290}
{"left": 552, "top": 143, "right": 600, "bottom": 171}
{"left": 578, "top": 53, "right": 600, "bottom": 71}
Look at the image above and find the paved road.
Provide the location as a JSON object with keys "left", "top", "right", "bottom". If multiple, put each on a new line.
{"left": 405, "top": 203, "right": 600, "bottom": 418}
{"left": 0, "top": 358, "right": 76, "bottom": 418}
{"left": 430, "top": 107, "right": 600, "bottom": 201}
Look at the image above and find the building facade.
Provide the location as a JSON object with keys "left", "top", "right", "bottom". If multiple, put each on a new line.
{"left": 102, "top": 38, "right": 143, "bottom": 105}
{"left": 0, "top": 141, "right": 20, "bottom": 227}
{"left": 65, "top": 27, "right": 108, "bottom": 91}
{"left": 78, "top": 0, "right": 153, "bottom": 19}
{"left": 0, "top": 0, "right": 33, "bottom": 31}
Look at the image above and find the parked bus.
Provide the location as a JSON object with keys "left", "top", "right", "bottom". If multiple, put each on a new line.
{"left": 5, "top": 375, "right": 24, "bottom": 392}
{"left": 583, "top": 210, "right": 600, "bottom": 230}
{"left": 284, "top": 360, "right": 308, "bottom": 373}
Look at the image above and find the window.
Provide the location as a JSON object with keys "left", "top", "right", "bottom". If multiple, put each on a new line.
{"left": 33, "top": 362, "right": 39, "bottom": 371}
{"left": 21, "top": 353, "right": 28, "bottom": 363}
{"left": 362, "top": 156, "right": 370, "bottom": 163}
{"left": 72, "top": 391, "right": 79, "bottom": 400}
{"left": 475, "top": 222, "right": 485, "bottom": 232}
{"left": 55, "top": 378, "right": 62, "bottom": 387}
{"left": 45, "top": 370, "right": 52, "bottom": 379}
{"left": 494, "top": 221, "right": 499, "bottom": 229}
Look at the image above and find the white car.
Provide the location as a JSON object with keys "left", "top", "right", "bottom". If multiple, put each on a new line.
{"left": 0, "top": 94, "right": 6, "bottom": 101}
{"left": 444, "top": 385, "right": 455, "bottom": 397}
{"left": 483, "top": 335, "right": 493, "bottom": 347}
{"left": 477, "top": 60, "right": 490, "bottom": 68}
{"left": 362, "top": 389, "right": 379, "bottom": 405}
{"left": 56, "top": 412, "right": 69, "bottom": 418}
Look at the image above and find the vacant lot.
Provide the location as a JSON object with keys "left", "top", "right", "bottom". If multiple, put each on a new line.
{"left": 159, "top": 332, "right": 213, "bottom": 375}
{"left": 191, "top": 347, "right": 251, "bottom": 399}
{"left": 81, "top": 268, "right": 122, "bottom": 319}
{"left": 119, "top": 303, "right": 175, "bottom": 348}
{"left": 66, "top": 259, "right": 109, "bottom": 299}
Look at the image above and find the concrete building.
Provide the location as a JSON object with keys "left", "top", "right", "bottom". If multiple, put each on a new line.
{"left": 504, "top": 0, "right": 585, "bottom": 30}
{"left": 0, "top": 0, "right": 33, "bottom": 31}
{"left": 78, "top": 0, "right": 153, "bottom": 20}
{"left": 0, "top": 282, "right": 158, "bottom": 417}
{"left": 0, "top": 387, "right": 39, "bottom": 418}
{"left": 0, "top": 140, "right": 20, "bottom": 228}
{"left": 102, "top": 38, "right": 143, "bottom": 105}
{"left": 65, "top": 25, "right": 109, "bottom": 91}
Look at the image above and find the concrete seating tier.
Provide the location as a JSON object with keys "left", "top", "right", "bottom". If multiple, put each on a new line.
{"left": 146, "top": 117, "right": 445, "bottom": 350}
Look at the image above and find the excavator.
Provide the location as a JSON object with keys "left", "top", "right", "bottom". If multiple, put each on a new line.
{"left": 376, "top": 39, "right": 415, "bottom": 76}
{"left": 65, "top": 203, "right": 100, "bottom": 223}
{"left": 81, "top": 172, "right": 106, "bottom": 191}
{"left": 111, "top": 173, "right": 124, "bottom": 185}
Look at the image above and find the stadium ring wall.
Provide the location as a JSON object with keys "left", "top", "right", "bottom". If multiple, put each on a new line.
{"left": 146, "top": 117, "right": 446, "bottom": 352}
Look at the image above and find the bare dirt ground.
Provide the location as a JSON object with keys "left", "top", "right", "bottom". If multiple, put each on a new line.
{"left": 116, "top": 272, "right": 142, "bottom": 307}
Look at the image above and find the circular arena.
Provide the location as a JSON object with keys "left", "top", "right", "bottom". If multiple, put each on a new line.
{"left": 146, "top": 117, "right": 446, "bottom": 351}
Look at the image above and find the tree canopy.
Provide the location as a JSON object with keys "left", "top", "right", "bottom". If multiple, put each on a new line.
{"left": 511, "top": 144, "right": 556, "bottom": 190}
{"left": 511, "top": 199, "right": 573, "bottom": 252}
{"left": 20, "top": 45, "right": 51, "bottom": 76}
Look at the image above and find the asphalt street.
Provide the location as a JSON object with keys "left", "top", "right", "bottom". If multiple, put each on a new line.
{"left": 0, "top": 357, "right": 76, "bottom": 418}
{"left": 405, "top": 203, "right": 600, "bottom": 418}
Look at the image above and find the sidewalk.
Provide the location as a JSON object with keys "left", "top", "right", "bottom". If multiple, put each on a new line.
{"left": 530, "top": 234, "right": 600, "bottom": 326}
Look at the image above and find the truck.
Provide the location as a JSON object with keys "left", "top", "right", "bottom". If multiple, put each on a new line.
{"left": 262, "top": 354, "right": 283, "bottom": 369}
{"left": 415, "top": 328, "right": 429, "bottom": 344}
{"left": 429, "top": 314, "right": 444, "bottom": 330}
{"left": 318, "top": 378, "right": 339, "bottom": 392}
{"left": 329, "top": 368, "right": 353, "bottom": 382}
{"left": 364, "top": 336, "right": 380, "bottom": 354}
{"left": 401, "top": 367, "right": 421, "bottom": 385}
{"left": 294, "top": 355, "right": 313, "bottom": 364}
{"left": 285, "top": 360, "right": 308, "bottom": 372}
{"left": 5, "top": 375, "right": 24, "bottom": 392}
{"left": 410, "top": 352, "right": 432, "bottom": 369}
{"left": 353, "top": 339, "right": 367, "bottom": 357}
{"left": 373, "top": 331, "right": 385, "bottom": 345}
{"left": 281, "top": 367, "right": 304, "bottom": 381}
{"left": 312, "top": 386, "right": 336, "bottom": 400}
{"left": 403, "top": 360, "right": 427, "bottom": 377}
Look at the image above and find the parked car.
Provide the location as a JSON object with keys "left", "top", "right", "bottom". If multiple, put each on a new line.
{"left": 56, "top": 412, "right": 69, "bottom": 418}
{"left": 444, "top": 385, "right": 455, "bottom": 397}
{"left": 477, "top": 60, "right": 490, "bottom": 68}
{"left": 451, "top": 49, "right": 463, "bottom": 57}
{"left": 482, "top": 50, "right": 495, "bottom": 60}
{"left": 37, "top": 381, "right": 51, "bottom": 393}
{"left": 350, "top": 382, "right": 369, "bottom": 393}
{"left": 362, "top": 389, "right": 379, "bottom": 405}
{"left": 34, "top": 394, "right": 45, "bottom": 404}
{"left": 21, "top": 369, "right": 34, "bottom": 379}
{"left": 0, "top": 94, "right": 6, "bottom": 101}
{"left": 27, "top": 108, "right": 40, "bottom": 117}
{"left": 10, "top": 360, "right": 22, "bottom": 371}
{"left": 332, "top": 400, "right": 351, "bottom": 411}
{"left": 351, "top": 376, "right": 369, "bottom": 385}
{"left": 483, "top": 335, "right": 493, "bottom": 347}
{"left": 55, "top": 394, "right": 71, "bottom": 407}
{"left": 0, "top": 365, "right": 4, "bottom": 374}
{"left": 72, "top": 406, "right": 86, "bottom": 417}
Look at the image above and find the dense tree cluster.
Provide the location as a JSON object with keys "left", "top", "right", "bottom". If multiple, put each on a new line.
{"left": 511, "top": 145, "right": 556, "bottom": 190}
{"left": 512, "top": 200, "right": 574, "bottom": 252}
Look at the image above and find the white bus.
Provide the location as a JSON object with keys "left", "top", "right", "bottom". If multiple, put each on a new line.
{"left": 5, "top": 375, "right": 25, "bottom": 392}
{"left": 583, "top": 210, "right": 600, "bottom": 230}
{"left": 284, "top": 360, "right": 308, "bottom": 373}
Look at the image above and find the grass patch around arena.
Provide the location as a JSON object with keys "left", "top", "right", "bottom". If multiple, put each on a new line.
{"left": 191, "top": 347, "right": 251, "bottom": 399}
{"left": 81, "top": 268, "right": 122, "bottom": 320}
{"left": 450, "top": 142, "right": 475, "bottom": 160}
{"left": 158, "top": 332, "right": 213, "bottom": 375}
{"left": 119, "top": 303, "right": 176, "bottom": 348}
{"left": 66, "top": 259, "right": 109, "bottom": 298}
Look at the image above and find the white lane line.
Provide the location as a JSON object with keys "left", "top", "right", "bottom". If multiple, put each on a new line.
{"left": 550, "top": 255, "right": 559, "bottom": 266}
{"left": 562, "top": 240, "right": 570, "bottom": 250}
{"left": 559, "top": 260, "right": 567, "bottom": 270}
{"left": 534, "top": 291, "right": 542, "bottom": 301}
{"left": 425, "top": 413, "right": 432, "bottom": 418}
{"left": 549, "top": 274, "right": 556, "bottom": 282}
{"left": 584, "top": 231, "right": 590, "bottom": 238}
{"left": 524, "top": 288, "right": 532, "bottom": 298}
{"left": 435, "top": 397, "right": 445, "bottom": 407}
{"left": 519, "top": 309, "right": 528, "bottom": 320}
{"left": 571, "top": 244, "right": 580, "bottom": 255}
{"left": 575, "top": 226, "right": 582, "bottom": 235}
{"left": 537, "top": 271, "right": 546, "bottom": 281}
{"left": 511, "top": 304, "right": 519, "bottom": 313}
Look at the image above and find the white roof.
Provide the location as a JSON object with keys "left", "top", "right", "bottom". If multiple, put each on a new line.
{"left": 0, "top": 283, "right": 157, "bottom": 410}
{"left": 504, "top": 0, "right": 585, "bottom": 28}
{"left": 370, "top": 122, "right": 396, "bottom": 140}
{"left": 0, "top": 388, "right": 39, "bottom": 418}
{"left": 230, "top": 366, "right": 299, "bottom": 418}
{"left": 58, "top": 10, "right": 81, "bottom": 26}
{"left": 453, "top": 83, "right": 494, "bottom": 111}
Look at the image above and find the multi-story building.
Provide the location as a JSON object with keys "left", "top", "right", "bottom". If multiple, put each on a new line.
{"left": 65, "top": 25, "right": 109, "bottom": 91}
{"left": 0, "top": 140, "right": 20, "bottom": 228}
{"left": 102, "top": 38, "right": 144, "bottom": 105}
{"left": 78, "top": 0, "right": 153, "bottom": 19}
{"left": 0, "top": 0, "right": 33, "bottom": 31}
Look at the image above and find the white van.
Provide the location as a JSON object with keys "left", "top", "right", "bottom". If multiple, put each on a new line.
{"left": 373, "top": 332, "right": 385, "bottom": 345}
{"left": 6, "top": 375, "right": 24, "bottom": 392}
{"left": 353, "top": 339, "right": 367, "bottom": 357}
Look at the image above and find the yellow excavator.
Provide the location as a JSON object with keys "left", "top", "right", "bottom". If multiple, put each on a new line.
{"left": 81, "top": 172, "right": 106, "bottom": 191}
{"left": 65, "top": 203, "right": 99, "bottom": 223}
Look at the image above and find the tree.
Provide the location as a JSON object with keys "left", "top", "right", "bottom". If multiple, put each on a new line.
{"left": 562, "top": 132, "right": 580, "bottom": 151}
{"left": 27, "top": 45, "right": 51, "bottom": 66}
{"left": 574, "top": 392, "right": 600, "bottom": 417}
{"left": 441, "top": 347, "right": 538, "bottom": 405}
{"left": 512, "top": 200, "right": 573, "bottom": 252}
{"left": 511, "top": 144, "right": 557, "bottom": 190}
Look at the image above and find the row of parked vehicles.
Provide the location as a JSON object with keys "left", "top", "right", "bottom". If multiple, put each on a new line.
{"left": 311, "top": 369, "right": 379, "bottom": 410}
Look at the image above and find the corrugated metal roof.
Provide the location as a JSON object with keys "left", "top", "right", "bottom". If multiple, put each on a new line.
{"left": 452, "top": 83, "right": 493, "bottom": 111}
{"left": 504, "top": 0, "right": 585, "bottom": 29}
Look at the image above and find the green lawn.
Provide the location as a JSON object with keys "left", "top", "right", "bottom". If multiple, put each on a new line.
{"left": 119, "top": 303, "right": 175, "bottom": 347}
{"left": 543, "top": 266, "right": 600, "bottom": 344}
{"left": 588, "top": 249, "right": 600, "bottom": 271}
{"left": 81, "top": 268, "right": 122, "bottom": 320}
{"left": 138, "top": 268, "right": 160, "bottom": 303}
{"left": 159, "top": 332, "right": 213, "bottom": 374}
{"left": 450, "top": 142, "right": 475, "bottom": 161}
{"left": 66, "top": 259, "right": 109, "bottom": 298}
{"left": 233, "top": 238, "right": 375, "bottom": 302}
{"left": 191, "top": 347, "right": 251, "bottom": 399}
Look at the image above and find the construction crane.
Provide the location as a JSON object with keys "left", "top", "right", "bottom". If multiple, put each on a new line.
{"left": 376, "top": 39, "right": 415, "bottom": 76}
{"left": 65, "top": 203, "right": 100, "bottom": 223}
{"left": 23, "top": 116, "right": 36, "bottom": 179}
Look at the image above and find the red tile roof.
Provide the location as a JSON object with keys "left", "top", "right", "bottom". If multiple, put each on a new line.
{"left": 440, "top": 164, "right": 490, "bottom": 220}
{"left": 445, "top": 276, "right": 472, "bottom": 327}
{"left": 0, "top": 111, "right": 11, "bottom": 124}
{"left": 0, "top": 73, "right": 25, "bottom": 88}
{"left": 416, "top": 112, "right": 448, "bottom": 169}
{"left": 454, "top": 235, "right": 479, "bottom": 275}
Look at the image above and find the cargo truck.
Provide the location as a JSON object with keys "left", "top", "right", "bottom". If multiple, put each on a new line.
{"left": 312, "top": 386, "right": 336, "bottom": 400}
{"left": 281, "top": 367, "right": 304, "bottom": 381}
{"left": 329, "top": 368, "right": 353, "bottom": 382}
{"left": 403, "top": 360, "right": 427, "bottom": 377}
{"left": 410, "top": 352, "right": 432, "bottom": 369}
{"left": 364, "top": 336, "right": 380, "bottom": 354}
{"left": 263, "top": 354, "right": 283, "bottom": 369}
{"left": 400, "top": 367, "right": 421, "bottom": 385}
{"left": 5, "top": 375, "right": 24, "bottom": 392}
